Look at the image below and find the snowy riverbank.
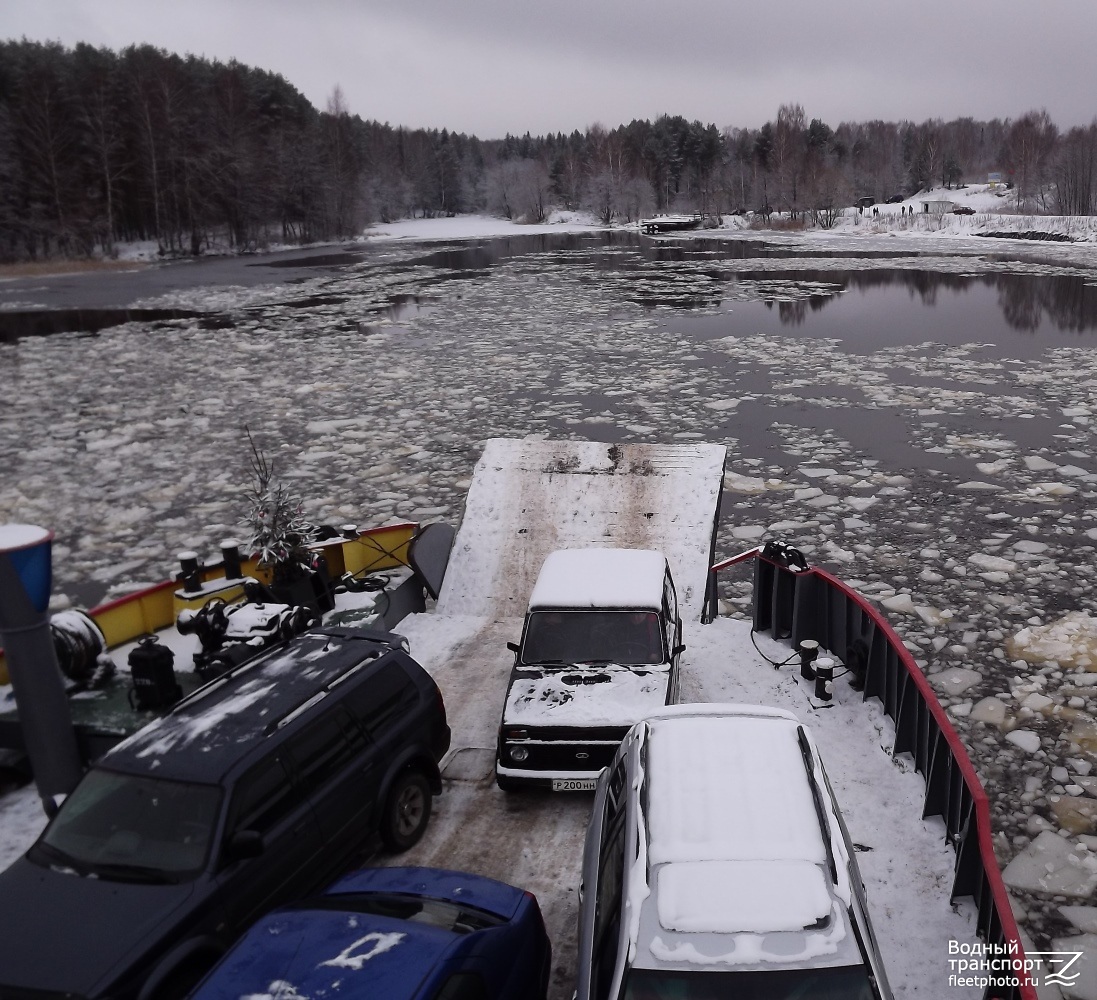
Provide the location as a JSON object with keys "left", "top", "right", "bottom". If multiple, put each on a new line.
{"left": 5, "top": 186, "right": 1094, "bottom": 282}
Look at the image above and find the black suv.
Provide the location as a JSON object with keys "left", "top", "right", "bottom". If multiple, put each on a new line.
{"left": 0, "top": 626, "right": 450, "bottom": 1000}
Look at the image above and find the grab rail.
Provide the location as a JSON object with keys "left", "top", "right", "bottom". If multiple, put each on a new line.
{"left": 708, "top": 550, "right": 1035, "bottom": 1000}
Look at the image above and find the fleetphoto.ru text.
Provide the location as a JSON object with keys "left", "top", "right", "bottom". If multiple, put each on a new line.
{"left": 948, "top": 940, "right": 1084, "bottom": 991}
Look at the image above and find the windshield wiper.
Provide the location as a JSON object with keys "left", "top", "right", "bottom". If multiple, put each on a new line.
{"left": 29, "top": 840, "right": 90, "bottom": 874}
{"left": 82, "top": 860, "right": 181, "bottom": 884}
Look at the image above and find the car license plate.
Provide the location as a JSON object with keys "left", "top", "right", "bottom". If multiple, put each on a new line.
{"left": 552, "top": 778, "right": 597, "bottom": 791}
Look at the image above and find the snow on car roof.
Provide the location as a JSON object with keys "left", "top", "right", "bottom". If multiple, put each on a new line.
{"left": 192, "top": 906, "right": 459, "bottom": 1000}
{"left": 630, "top": 708, "right": 857, "bottom": 966}
{"left": 107, "top": 629, "right": 394, "bottom": 781}
{"left": 657, "top": 859, "right": 832, "bottom": 934}
{"left": 527, "top": 548, "right": 667, "bottom": 609}
{"left": 645, "top": 712, "right": 826, "bottom": 867}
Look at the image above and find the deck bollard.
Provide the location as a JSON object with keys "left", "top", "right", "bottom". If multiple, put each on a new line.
{"left": 220, "top": 539, "right": 243, "bottom": 580}
{"left": 798, "top": 638, "right": 819, "bottom": 680}
{"left": 814, "top": 656, "right": 834, "bottom": 702}
{"left": 177, "top": 550, "right": 202, "bottom": 592}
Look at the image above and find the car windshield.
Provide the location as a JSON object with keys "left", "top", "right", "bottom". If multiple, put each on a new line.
{"left": 315, "top": 891, "right": 505, "bottom": 934}
{"left": 32, "top": 768, "right": 222, "bottom": 881}
{"left": 622, "top": 964, "right": 878, "bottom": 1000}
{"left": 522, "top": 611, "right": 664, "bottom": 665}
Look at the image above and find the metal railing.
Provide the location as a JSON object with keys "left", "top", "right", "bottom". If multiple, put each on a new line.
{"left": 708, "top": 548, "right": 1035, "bottom": 1000}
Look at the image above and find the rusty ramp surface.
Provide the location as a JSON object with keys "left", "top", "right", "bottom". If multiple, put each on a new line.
{"left": 435, "top": 438, "right": 726, "bottom": 623}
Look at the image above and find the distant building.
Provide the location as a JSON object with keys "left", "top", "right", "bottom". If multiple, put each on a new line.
{"left": 987, "top": 171, "right": 1003, "bottom": 187}
{"left": 920, "top": 199, "right": 954, "bottom": 214}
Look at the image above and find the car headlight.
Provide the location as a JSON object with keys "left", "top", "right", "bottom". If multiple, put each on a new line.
{"left": 511, "top": 746, "right": 529, "bottom": 762}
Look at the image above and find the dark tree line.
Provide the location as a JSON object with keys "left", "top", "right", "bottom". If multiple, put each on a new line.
{"left": 0, "top": 40, "right": 387, "bottom": 259}
{"left": 2, "top": 40, "right": 1097, "bottom": 262}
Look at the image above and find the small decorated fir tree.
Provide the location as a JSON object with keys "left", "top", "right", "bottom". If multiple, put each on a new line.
{"left": 241, "top": 428, "right": 316, "bottom": 583}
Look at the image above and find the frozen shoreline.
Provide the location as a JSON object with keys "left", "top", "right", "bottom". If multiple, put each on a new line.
{"left": 9, "top": 181, "right": 1094, "bottom": 280}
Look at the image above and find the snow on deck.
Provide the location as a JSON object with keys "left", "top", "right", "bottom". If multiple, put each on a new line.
{"left": 679, "top": 619, "right": 984, "bottom": 998}
{"left": 385, "top": 607, "right": 986, "bottom": 999}
{"left": 0, "top": 607, "right": 986, "bottom": 999}
{"left": 435, "top": 439, "right": 725, "bottom": 622}
{"left": 390, "top": 610, "right": 596, "bottom": 998}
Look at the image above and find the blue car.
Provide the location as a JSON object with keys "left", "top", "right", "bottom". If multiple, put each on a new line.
{"left": 189, "top": 867, "right": 552, "bottom": 1000}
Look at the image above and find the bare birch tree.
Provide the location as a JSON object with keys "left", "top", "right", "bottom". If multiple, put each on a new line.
{"left": 1006, "top": 110, "right": 1059, "bottom": 212}
{"left": 1054, "top": 123, "right": 1097, "bottom": 216}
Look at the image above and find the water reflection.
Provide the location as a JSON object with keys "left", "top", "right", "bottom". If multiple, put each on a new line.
{"left": 403, "top": 234, "right": 1097, "bottom": 341}
{"left": 829, "top": 269, "right": 1097, "bottom": 334}
{"left": 767, "top": 297, "right": 834, "bottom": 326}
{"left": 996, "top": 273, "right": 1097, "bottom": 333}
{"left": 710, "top": 269, "right": 1097, "bottom": 345}
{"left": 4, "top": 231, "right": 1097, "bottom": 348}
{"left": 0, "top": 307, "right": 212, "bottom": 342}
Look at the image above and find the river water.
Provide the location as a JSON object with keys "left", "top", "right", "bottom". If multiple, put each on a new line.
{"left": 3, "top": 229, "right": 1097, "bottom": 947}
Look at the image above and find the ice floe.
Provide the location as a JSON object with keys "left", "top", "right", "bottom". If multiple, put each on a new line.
{"left": 3, "top": 228, "right": 1097, "bottom": 948}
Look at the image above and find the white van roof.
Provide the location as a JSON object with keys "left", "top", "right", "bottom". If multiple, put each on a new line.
{"left": 646, "top": 710, "right": 825, "bottom": 868}
{"left": 527, "top": 548, "right": 667, "bottom": 610}
{"left": 627, "top": 706, "right": 860, "bottom": 972}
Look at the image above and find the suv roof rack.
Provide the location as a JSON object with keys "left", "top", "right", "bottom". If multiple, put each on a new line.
{"left": 796, "top": 725, "right": 839, "bottom": 885}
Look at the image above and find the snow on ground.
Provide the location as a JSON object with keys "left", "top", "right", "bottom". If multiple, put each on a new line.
{"left": 360, "top": 190, "right": 1097, "bottom": 251}
{"left": 66, "top": 212, "right": 605, "bottom": 268}
{"left": 700, "top": 184, "right": 1097, "bottom": 245}
{"left": 36, "top": 189, "right": 1097, "bottom": 274}
{"left": 682, "top": 621, "right": 986, "bottom": 997}
{"left": 364, "top": 209, "right": 603, "bottom": 243}
{"left": 384, "top": 607, "right": 989, "bottom": 998}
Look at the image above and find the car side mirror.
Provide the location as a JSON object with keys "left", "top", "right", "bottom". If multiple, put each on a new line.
{"left": 673, "top": 644, "right": 686, "bottom": 657}
{"left": 506, "top": 641, "right": 520, "bottom": 653}
{"left": 225, "top": 829, "right": 263, "bottom": 862}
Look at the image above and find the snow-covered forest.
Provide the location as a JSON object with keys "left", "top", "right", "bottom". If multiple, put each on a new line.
{"left": 3, "top": 39, "right": 1097, "bottom": 263}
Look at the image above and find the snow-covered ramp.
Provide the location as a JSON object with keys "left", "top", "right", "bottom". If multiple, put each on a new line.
{"left": 436, "top": 439, "right": 725, "bottom": 622}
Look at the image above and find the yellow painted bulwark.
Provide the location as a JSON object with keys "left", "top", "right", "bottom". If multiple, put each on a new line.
{"left": 173, "top": 582, "right": 247, "bottom": 616}
{"left": 338, "top": 523, "right": 416, "bottom": 578}
{"left": 93, "top": 582, "right": 177, "bottom": 648}
{"left": 0, "top": 522, "right": 421, "bottom": 685}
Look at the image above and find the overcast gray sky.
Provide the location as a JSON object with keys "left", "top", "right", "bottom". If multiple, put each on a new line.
{"left": 5, "top": 0, "right": 1095, "bottom": 138}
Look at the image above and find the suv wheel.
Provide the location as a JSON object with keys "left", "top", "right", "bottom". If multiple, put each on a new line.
{"left": 381, "top": 770, "right": 432, "bottom": 851}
